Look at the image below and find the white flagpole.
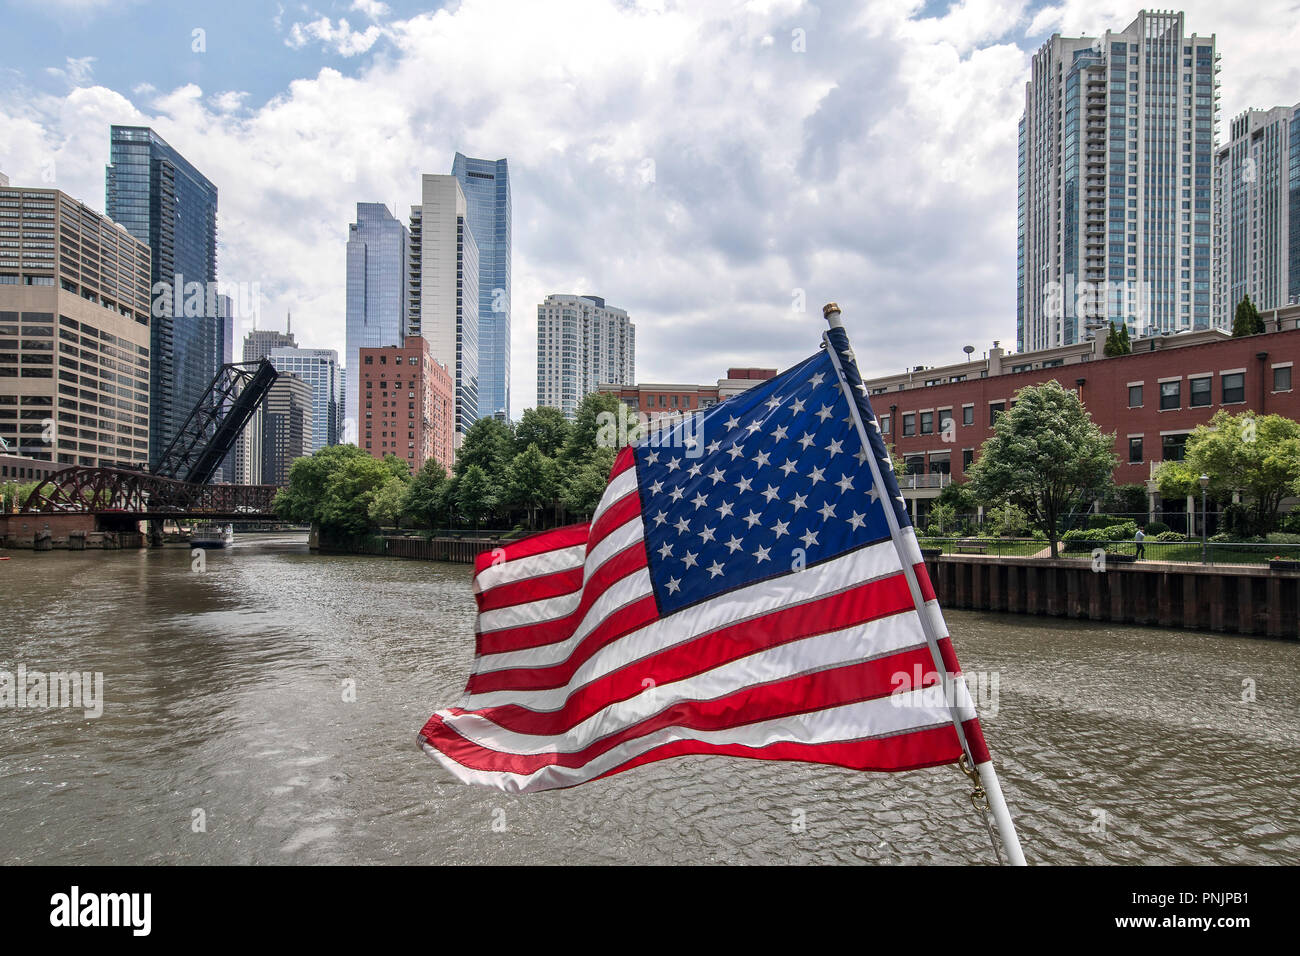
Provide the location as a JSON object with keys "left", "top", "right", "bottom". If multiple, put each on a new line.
{"left": 821, "top": 302, "right": 1026, "bottom": 866}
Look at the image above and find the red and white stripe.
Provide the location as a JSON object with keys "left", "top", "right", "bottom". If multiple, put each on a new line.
{"left": 419, "top": 447, "right": 989, "bottom": 793}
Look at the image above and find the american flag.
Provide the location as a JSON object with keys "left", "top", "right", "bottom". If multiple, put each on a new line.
{"left": 418, "top": 331, "right": 991, "bottom": 793}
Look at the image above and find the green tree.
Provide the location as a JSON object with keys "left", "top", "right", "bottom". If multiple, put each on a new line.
{"left": 984, "top": 501, "right": 1031, "bottom": 537}
{"left": 1231, "top": 295, "right": 1265, "bottom": 337}
{"left": 514, "top": 407, "right": 572, "bottom": 458}
{"left": 562, "top": 392, "right": 626, "bottom": 464}
{"left": 274, "top": 444, "right": 372, "bottom": 528}
{"left": 927, "top": 501, "right": 957, "bottom": 535}
{"left": 561, "top": 454, "right": 615, "bottom": 519}
{"left": 318, "top": 453, "right": 400, "bottom": 537}
{"left": 966, "top": 380, "right": 1117, "bottom": 557}
{"left": 368, "top": 477, "right": 408, "bottom": 530}
{"left": 1103, "top": 321, "right": 1132, "bottom": 356}
{"left": 455, "top": 417, "right": 515, "bottom": 480}
{"left": 1155, "top": 410, "right": 1300, "bottom": 535}
{"left": 455, "top": 464, "right": 501, "bottom": 529}
{"left": 506, "top": 443, "right": 559, "bottom": 529}
{"left": 934, "top": 478, "right": 977, "bottom": 515}
{"left": 401, "top": 459, "right": 448, "bottom": 529}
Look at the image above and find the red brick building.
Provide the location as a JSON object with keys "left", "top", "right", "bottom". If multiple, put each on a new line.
{"left": 869, "top": 311, "right": 1299, "bottom": 518}
{"left": 598, "top": 368, "right": 777, "bottom": 424}
{"left": 359, "top": 336, "right": 454, "bottom": 474}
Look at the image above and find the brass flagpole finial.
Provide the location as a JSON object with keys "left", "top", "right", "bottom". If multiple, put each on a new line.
{"left": 822, "top": 302, "right": 843, "bottom": 328}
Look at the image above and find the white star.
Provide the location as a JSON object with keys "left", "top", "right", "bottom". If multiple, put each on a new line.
{"left": 856, "top": 446, "right": 870, "bottom": 465}
{"left": 780, "top": 459, "right": 798, "bottom": 477}
{"left": 770, "top": 424, "right": 788, "bottom": 441}
{"left": 706, "top": 440, "right": 722, "bottom": 455}
{"left": 743, "top": 509, "right": 762, "bottom": 528}
{"left": 752, "top": 450, "right": 771, "bottom": 467}
{"left": 791, "top": 493, "right": 808, "bottom": 512}
{"left": 734, "top": 475, "right": 753, "bottom": 493}
{"left": 752, "top": 544, "right": 771, "bottom": 563}
{"left": 645, "top": 450, "right": 660, "bottom": 465}
{"left": 724, "top": 535, "right": 744, "bottom": 553}
{"left": 707, "top": 467, "right": 726, "bottom": 485}
{"left": 772, "top": 519, "right": 790, "bottom": 538}
{"left": 649, "top": 480, "right": 664, "bottom": 495}
{"left": 789, "top": 398, "right": 806, "bottom": 414}
{"left": 687, "top": 462, "right": 703, "bottom": 478}
{"left": 818, "top": 501, "right": 837, "bottom": 521}
{"left": 826, "top": 439, "right": 843, "bottom": 458}
{"left": 810, "top": 372, "right": 825, "bottom": 386}
{"left": 658, "top": 541, "right": 674, "bottom": 559}
{"left": 766, "top": 395, "right": 783, "bottom": 410}
{"left": 665, "top": 576, "right": 681, "bottom": 594}
{"left": 835, "top": 473, "right": 854, "bottom": 493}
{"left": 798, "top": 432, "right": 816, "bottom": 450}
{"left": 675, "top": 516, "right": 691, "bottom": 534}
{"left": 855, "top": 382, "right": 868, "bottom": 395}
{"left": 726, "top": 444, "right": 745, "bottom": 460}
{"left": 706, "top": 560, "right": 726, "bottom": 578}
{"left": 716, "top": 500, "right": 734, "bottom": 518}
{"left": 816, "top": 405, "right": 834, "bottom": 422}
{"left": 698, "top": 525, "right": 716, "bottom": 544}
{"left": 682, "top": 550, "right": 698, "bottom": 569}
{"left": 847, "top": 511, "right": 866, "bottom": 530}
{"left": 691, "top": 493, "right": 709, "bottom": 510}
{"left": 762, "top": 484, "right": 781, "bottom": 503}
{"left": 669, "top": 486, "right": 685, "bottom": 502}
{"left": 867, "top": 484, "right": 881, "bottom": 503}
{"left": 808, "top": 466, "right": 825, "bottom": 486}
{"left": 745, "top": 420, "right": 763, "bottom": 435}
{"left": 666, "top": 458, "right": 681, "bottom": 471}
{"left": 725, "top": 415, "right": 740, "bottom": 430}
{"left": 800, "top": 529, "right": 819, "bottom": 548}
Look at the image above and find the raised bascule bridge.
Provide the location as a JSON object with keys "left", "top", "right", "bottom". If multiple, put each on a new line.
{"left": 13, "top": 360, "right": 281, "bottom": 544}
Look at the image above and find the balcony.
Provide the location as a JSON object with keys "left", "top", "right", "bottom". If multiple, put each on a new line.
{"left": 898, "top": 473, "right": 951, "bottom": 491}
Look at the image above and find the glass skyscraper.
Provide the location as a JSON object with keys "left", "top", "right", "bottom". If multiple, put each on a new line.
{"left": 1018, "top": 12, "right": 1218, "bottom": 351}
{"left": 106, "top": 125, "right": 220, "bottom": 467}
{"left": 452, "top": 153, "right": 511, "bottom": 422}
{"left": 268, "top": 346, "right": 341, "bottom": 452}
{"left": 345, "top": 203, "right": 409, "bottom": 443}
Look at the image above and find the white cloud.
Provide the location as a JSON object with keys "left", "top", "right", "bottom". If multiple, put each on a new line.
{"left": 286, "top": 16, "right": 385, "bottom": 57}
{"left": 350, "top": 0, "right": 390, "bottom": 19}
{"left": 44, "top": 56, "right": 96, "bottom": 87}
{"left": 1, "top": 0, "right": 1296, "bottom": 422}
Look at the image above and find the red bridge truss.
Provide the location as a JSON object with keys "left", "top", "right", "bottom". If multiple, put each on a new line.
{"left": 18, "top": 466, "right": 281, "bottom": 519}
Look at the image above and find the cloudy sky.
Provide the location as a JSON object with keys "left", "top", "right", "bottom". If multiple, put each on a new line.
{"left": 2, "top": 0, "right": 1298, "bottom": 419}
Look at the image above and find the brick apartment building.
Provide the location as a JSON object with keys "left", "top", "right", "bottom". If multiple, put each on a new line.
{"left": 598, "top": 367, "right": 777, "bottom": 428}
{"left": 871, "top": 307, "right": 1300, "bottom": 521}
{"left": 359, "top": 336, "right": 455, "bottom": 473}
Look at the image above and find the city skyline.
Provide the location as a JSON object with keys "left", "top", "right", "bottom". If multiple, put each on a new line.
{"left": 3, "top": 2, "right": 1300, "bottom": 419}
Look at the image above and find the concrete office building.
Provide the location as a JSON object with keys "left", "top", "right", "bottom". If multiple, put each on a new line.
{"left": 234, "top": 325, "right": 296, "bottom": 484}
{"left": 268, "top": 346, "right": 341, "bottom": 452}
{"left": 1018, "top": 11, "right": 1219, "bottom": 351}
{"left": 408, "top": 175, "right": 479, "bottom": 441}
{"left": 0, "top": 185, "right": 151, "bottom": 468}
{"left": 260, "top": 372, "right": 313, "bottom": 487}
{"left": 537, "top": 294, "right": 635, "bottom": 418}
{"left": 1214, "top": 104, "right": 1300, "bottom": 325}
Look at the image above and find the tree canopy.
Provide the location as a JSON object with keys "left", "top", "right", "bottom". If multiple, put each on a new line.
{"left": 965, "top": 380, "right": 1117, "bottom": 557}
{"left": 1102, "top": 321, "right": 1132, "bottom": 356}
{"left": 1231, "top": 295, "right": 1265, "bottom": 337}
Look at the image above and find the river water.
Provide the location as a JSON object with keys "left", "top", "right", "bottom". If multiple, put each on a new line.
{"left": 1, "top": 533, "right": 1297, "bottom": 865}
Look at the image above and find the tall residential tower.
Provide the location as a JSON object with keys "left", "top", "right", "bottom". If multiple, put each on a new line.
{"left": 106, "top": 126, "right": 220, "bottom": 466}
{"left": 1017, "top": 11, "right": 1219, "bottom": 351}
{"left": 536, "top": 294, "right": 635, "bottom": 418}
{"left": 452, "top": 153, "right": 511, "bottom": 422}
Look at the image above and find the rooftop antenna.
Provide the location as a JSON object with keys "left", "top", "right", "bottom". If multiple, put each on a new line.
{"left": 287, "top": 311, "right": 292, "bottom": 337}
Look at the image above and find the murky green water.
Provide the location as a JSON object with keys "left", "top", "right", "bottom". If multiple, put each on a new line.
{"left": 1, "top": 533, "right": 1297, "bottom": 864}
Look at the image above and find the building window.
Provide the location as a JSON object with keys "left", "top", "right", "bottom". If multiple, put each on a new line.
{"left": 1221, "top": 372, "right": 1244, "bottom": 404}
{"left": 989, "top": 402, "right": 1004, "bottom": 425}
{"left": 904, "top": 455, "right": 924, "bottom": 475}
{"left": 1128, "top": 436, "right": 1143, "bottom": 463}
{"left": 962, "top": 448, "right": 973, "bottom": 470}
{"left": 1274, "top": 366, "right": 1292, "bottom": 392}
{"left": 962, "top": 405, "right": 974, "bottom": 426}
{"left": 902, "top": 413, "right": 915, "bottom": 437}
{"left": 920, "top": 411, "right": 933, "bottom": 435}
{"left": 880, "top": 415, "right": 890, "bottom": 435}
{"left": 1159, "top": 380, "right": 1180, "bottom": 410}
{"left": 1128, "top": 384, "right": 1143, "bottom": 407}
{"left": 1161, "top": 433, "right": 1188, "bottom": 461}
{"left": 1189, "top": 376, "right": 1211, "bottom": 407}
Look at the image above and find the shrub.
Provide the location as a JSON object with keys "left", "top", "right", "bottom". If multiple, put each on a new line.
{"left": 1154, "top": 530, "right": 1185, "bottom": 541}
{"left": 1281, "top": 510, "right": 1300, "bottom": 534}
{"left": 1265, "top": 532, "right": 1300, "bottom": 545}
{"left": 1144, "top": 520, "right": 1170, "bottom": 536}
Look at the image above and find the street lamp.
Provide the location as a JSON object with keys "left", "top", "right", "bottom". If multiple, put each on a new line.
{"left": 1199, "top": 474, "right": 1210, "bottom": 565}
